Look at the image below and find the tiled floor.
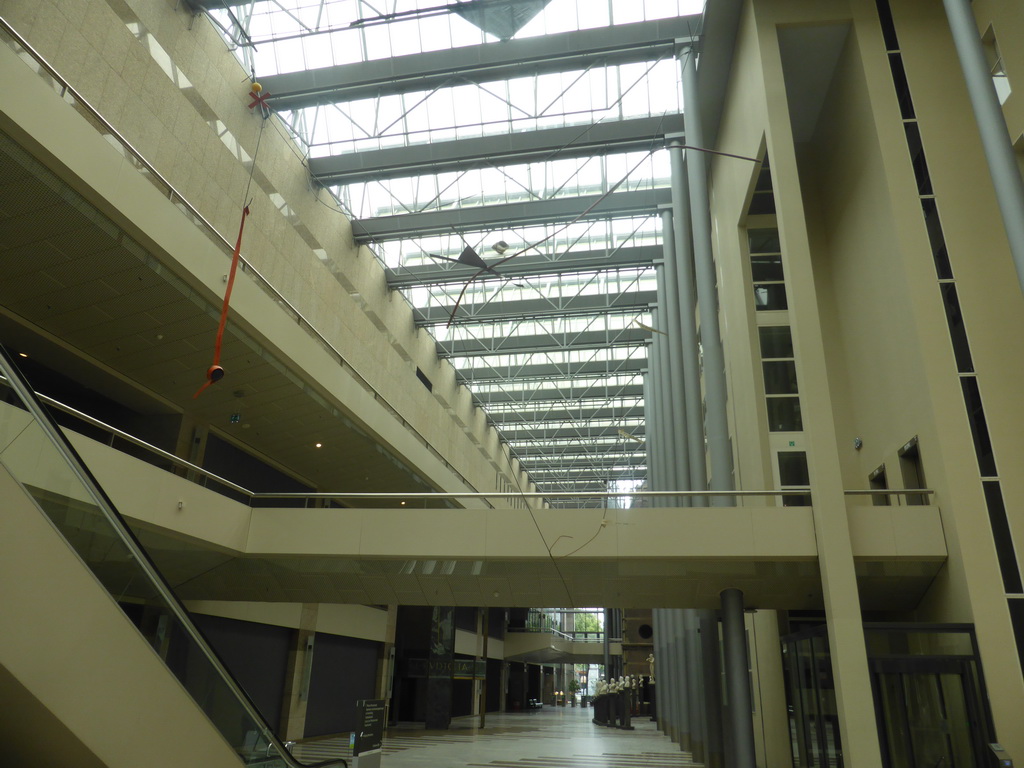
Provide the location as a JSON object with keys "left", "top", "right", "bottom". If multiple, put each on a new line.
{"left": 290, "top": 707, "right": 700, "bottom": 768}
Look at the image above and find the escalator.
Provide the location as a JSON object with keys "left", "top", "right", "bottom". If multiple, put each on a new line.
{"left": 0, "top": 346, "right": 345, "bottom": 768}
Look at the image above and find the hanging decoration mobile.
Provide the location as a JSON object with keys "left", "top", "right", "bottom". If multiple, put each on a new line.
{"left": 194, "top": 75, "right": 271, "bottom": 398}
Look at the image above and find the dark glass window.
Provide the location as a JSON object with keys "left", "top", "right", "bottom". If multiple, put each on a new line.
{"left": 983, "top": 482, "right": 1023, "bottom": 593}
{"left": 754, "top": 283, "right": 789, "bottom": 311}
{"left": 748, "top": 191, "right": 777, "bottom": 215}
{"left": 1008, "top": 598, "right": 1024, "bottom": 676}
{"left": 921, "top": 198, "right": 953, "bottom": 279}
{"left": 779, "top": 451, "right": 810, "bottom": 486}
{"left": 887, "top": 53, "right": 916, "bottom": 120}
{"left": 763, "top": 360, "right": 799, "bottom": 394}
{"left": 940, "top": 283, "right": 974, "bottom": 373}
{"left": 875, "top": 0, "right": 900, "bottom": 52}
{"left": 759, "top": 326, "right": 794, "bottom": 359}
{"left": 903, "top": 122, "right": 933, "bottom": 195}
{"left": 961, "top": 377, "right": 997, "bottom": 476}
{"left": 749, "top": 228, "right": 781, "bottom": 253}
{"left": 751, "top": 254, "right": 785, "bottom": 282}
{"left": 767, "top": 397, "right": 803, "bottom": 432}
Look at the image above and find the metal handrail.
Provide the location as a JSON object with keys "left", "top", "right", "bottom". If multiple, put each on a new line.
{"left": 0, "top": 358, "right": 344, "bottom": 768}
{"left": 0, "top": 13, "right": 485, "bottom": 500}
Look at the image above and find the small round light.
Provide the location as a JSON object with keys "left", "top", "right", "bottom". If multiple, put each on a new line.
{"left": 315, "top": 442, "right": 322, "bottom": 448}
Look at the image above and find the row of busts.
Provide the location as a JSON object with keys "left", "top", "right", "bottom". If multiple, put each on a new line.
{"left": 595, "top": 675, "right": 639, "bottom": 695}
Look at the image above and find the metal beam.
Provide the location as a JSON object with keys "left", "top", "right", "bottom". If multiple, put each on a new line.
{"left": 489, "top": 403, "right": 643, "bottom": 424}
{"left": 505, "top": 425, "right": 645, "bottom": 441}
{"left": 311, "top": 117, "right": 685, "bottom": 184}
{"left": 257, "top": 17, "right": 701, "bottom": 108}
{"left": 388, "top": 246, "right": 659, "bottom": 288}
{"left": 416, "top": 290, "right": 656, "bottom": 326}
{"left": 472, "top": 383, "right": 643, "bottom": 405}
{"left": 354, "top": 188, "right": 671, "bottom": 242}
{"left": 455, "top": 356, "right": 647, "bottom": 383}
{"left": 438, "top": 326, "right": 649, "bottom": 357}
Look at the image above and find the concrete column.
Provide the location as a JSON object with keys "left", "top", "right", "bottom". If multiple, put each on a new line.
{"left": 942, "top": 0, "right": 1024, "bottom": 298}
{"left": 660, "top": 609, "right": 678, "bottom": 742}
{"left": 680, "top": 49, "right": 734, "bottom": 502}
{"left": 377, "top": 604, "right": 398, "bottom": 703}
{"left": 667, "top": 141, "right": 708, "bottom": 503}
{"left": 699, "top": 610, "right": 725, "bottom": 768}
{"left": 721, "top": 590, "right": 755, "bottom": 767}
{"left": 659, "top": 209, "right": 692, "bottom": 504}
{"left": 425, "top": 606, "right": 455, "bottom": 729}
{"left": 279, "top": 603, "right": 318, "bottom": 740}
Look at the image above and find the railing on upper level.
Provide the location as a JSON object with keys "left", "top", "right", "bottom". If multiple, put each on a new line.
{"left": 2, "top": 377, "right": 935, "bottom": 510}
{"left": 0, "top": 13, "right": 489, "bottom": 502}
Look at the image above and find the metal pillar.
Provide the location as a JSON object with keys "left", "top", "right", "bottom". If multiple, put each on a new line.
{"left": 721, "top": 589, "right": 755, "bottom": 767}
{"left": 684, "top": 610, "right": 708, "bottom": 765}
{"left": 603, "top": 608, "right": 612, "bottom": 677}
{"left": 699, "top": 610, "right": 725, "bottom": 768}
{"left": 643, "top": 366, "right": 660, "bottom": 505}
{"left": 672, "top": 609, "right": 691, "bottom": 751}
{"left": 650, "top": 305, "right": 671, "bottom": 507}
{"left": 667, "top": 142, "right": 708, "bottom": 503}
{"left": 659, "top": 208, "right": 692, "bottom": 504}
{"left": 680, "top": 48, "right": 734, "bottom": 502}
{"left": 942, "top": 0, "right": 1024, "bottom": 298}
{"left": 652, "top": 609, "right": 666, "bottom": 732}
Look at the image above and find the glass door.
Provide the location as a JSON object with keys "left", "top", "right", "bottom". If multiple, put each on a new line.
{"left": 872, "top": 658, "right": 988, "bottom": 768}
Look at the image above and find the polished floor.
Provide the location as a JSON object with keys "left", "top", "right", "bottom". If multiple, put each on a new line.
{"left": 290, "top": 706, "right": 700, "bottom": 768}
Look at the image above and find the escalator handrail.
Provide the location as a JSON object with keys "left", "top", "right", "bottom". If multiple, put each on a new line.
{"left": 0, "top": 347, "right": 347, "bottom": 768}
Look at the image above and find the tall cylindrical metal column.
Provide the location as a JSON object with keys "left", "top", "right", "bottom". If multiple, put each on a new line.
{"left": 659, "top": 208, "right": 691, "bottom": 504}
{"left": 643, "top": 362, "right": 660, "bottom": 504}
{"left": 680, "top": 49, "right": 734, "bottom": 502}
{"left": 684, "top": 610, "right": 705, "bottom": 762}
{"left": 942, "top": 0, "right": 1024, "bottom": 298}
{"left": 721, "top": 589, "right": 755, "bottom": 767}
{"left": 673, "top": 609, "right": 691, "bottom": 751}
{"left": 652, "top": 609, "right": 667, "bottom": 733}
{"left": 699, "top": 610, "right": 725, "bottom": 768}
{"left": 650, "top": 302, "right": 672, "bottom": 506}
{"left": 668, "top": 142, "right": 708, "bottom": 503}
{"left": 662, "top": 608, "right": 679, "bottom": 742}
{"left": 603, "top": 608, "right": 612, "bottom": 678}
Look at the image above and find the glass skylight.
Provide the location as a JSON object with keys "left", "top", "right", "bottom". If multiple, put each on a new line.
{"left": 203, "top": 0, "right": 706, "bottom": 492}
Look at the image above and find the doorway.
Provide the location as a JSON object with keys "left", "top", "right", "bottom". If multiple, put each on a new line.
{"left": 871, "top": 657, "right": 990, "bottom": 767}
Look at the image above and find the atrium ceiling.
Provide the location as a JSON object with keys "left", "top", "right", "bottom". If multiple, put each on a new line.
{"left": 192, "top": 0, "right": 707, "bottom": 500}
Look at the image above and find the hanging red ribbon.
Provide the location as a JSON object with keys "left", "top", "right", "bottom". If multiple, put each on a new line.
{"left": 194, "top": 204, "right": 250, "bottom": 398}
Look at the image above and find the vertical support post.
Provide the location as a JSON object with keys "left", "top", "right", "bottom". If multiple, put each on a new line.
{"left": 721, "top": 589, "right": 755, "bottom": 767}
{"left": 684, "top": 610, "right": 705, "bottom": 763}
{"left": 603, "top": 608, "right": 612, "bottom": 677}
{"left": 280, "top": 603, "right": 319, "bottom": 740}
{"left": 699, "top": 610, "right": 725, "bottom": 768}
{"left": 659, "top": 208, "right": 692, "bottom": 504}
{"left": 942, "top": 0, "right": 1024, "bottom": 298}
{"left": 425, "top": 606, "right": 455, "bottom": 730}
{"left": 680, "top": 47, "right": 734, "bottom": 502}
{"left": 673, "top": 609, "right": 691, "bottom": 751}
{"left": 668, "top": 141, "right": 708, "bottom": 503}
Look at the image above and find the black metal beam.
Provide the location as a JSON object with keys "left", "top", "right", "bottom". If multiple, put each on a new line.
{"left": 472, "top": 383, "right": 643, "bottom": 405}
{"left": 438, "top": 326, "right": 649, "bottom": 357}
{"left": 387, "top": 245, "right": 659, "bottom": 288}
{"left": 257, "top": 16, "right": 700, "bottom": 108}
{"left": 456, "top": 356, "right": 647, "bottom": 383}
{"left": 415, "top": 290, "right": 656, "bottom": 326}
{"left": 354, "top": 188, "right": 670, "bottom": 242}
{"left": 505, "top": 425, "right": 645, "bottom": 441}
{"left": 489, "top": 403, "right": 643, "bottom": 424}
{"left": 311, "top": 116, "right": 684, "bottom": 185}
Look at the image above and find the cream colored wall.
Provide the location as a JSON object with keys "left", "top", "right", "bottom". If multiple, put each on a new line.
{"left": 0, "top": 465, "right": 243, "bottom": 768}
{"left": 0, "top": 0, "right": 532, "bottom": 499}
{"left": 709, "top": 0, "right": 1024, "bottom": 755}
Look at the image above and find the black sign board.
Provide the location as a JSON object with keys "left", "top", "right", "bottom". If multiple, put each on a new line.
{"left": 354, "top": 699, "right": 386, "bottom": 756}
